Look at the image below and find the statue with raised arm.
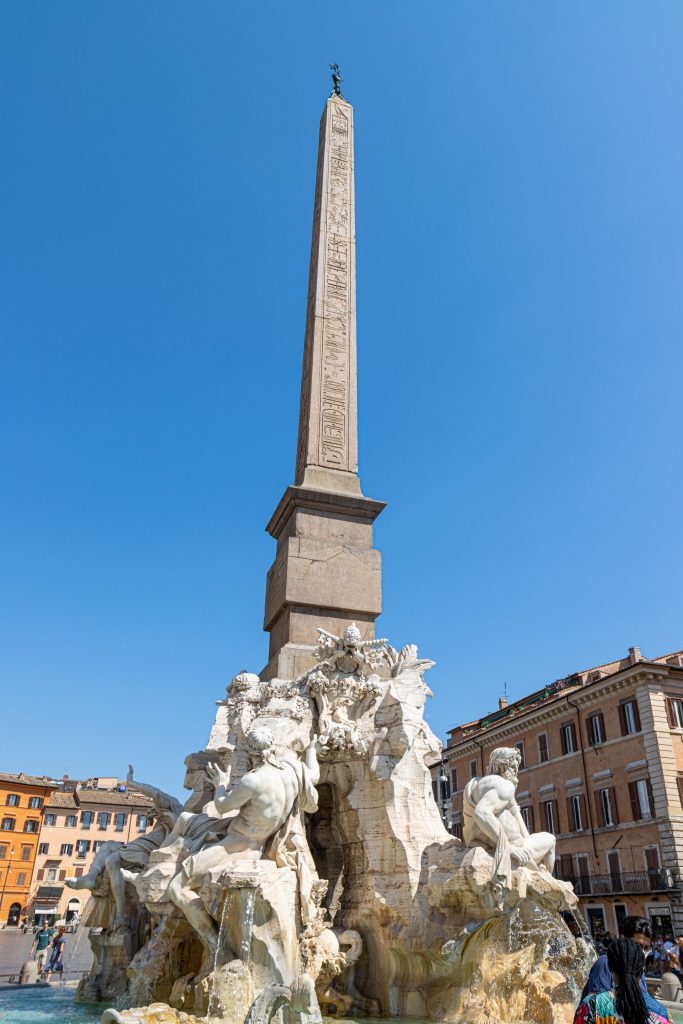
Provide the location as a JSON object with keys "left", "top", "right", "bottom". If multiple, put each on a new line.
{"left": 329, "top": 63, "right": 343, "bottom": 97}
{"left": 166, "top": 726, "right": 320, "bottom": 955}
{"left": 462, "top": 746, "right": 556, "bottom": 904}
{"left": 67, "top": 766, "right": 182, "bottom": 930}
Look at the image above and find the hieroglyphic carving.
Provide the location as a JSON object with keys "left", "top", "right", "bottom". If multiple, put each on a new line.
{"left": 319, "top": 105, "right": 350, "bottom": 469}
{"left": 295, "top": 99, "right": 355, "bottom": 482}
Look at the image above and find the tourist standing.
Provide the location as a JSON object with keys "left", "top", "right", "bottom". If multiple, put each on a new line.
{"left": 30, "top": 923, "right": 53, "bottom": 973}
{"left": 44, "top": 928, "right": 66, "bottom": 983}
{"left": 574, "top": 939, "right": 669, "bottom": 1024}
{"left": 581, "top": 917, "right": 652, "bottom": 999}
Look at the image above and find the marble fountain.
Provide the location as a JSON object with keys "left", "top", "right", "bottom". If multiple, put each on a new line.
{"left": 60, "top": 625, "right": 594, "bottom": 1024}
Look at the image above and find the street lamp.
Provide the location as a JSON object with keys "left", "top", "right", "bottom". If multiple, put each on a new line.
{"left": 0, "top": 847, "right": 16, "bottom": 926}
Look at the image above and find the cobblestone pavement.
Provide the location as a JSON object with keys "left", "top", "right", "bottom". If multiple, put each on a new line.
{"left": 0, "top": 927, "right": 93, "bottom": 979}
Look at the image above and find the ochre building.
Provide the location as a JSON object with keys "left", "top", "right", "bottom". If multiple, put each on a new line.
{"left": 0, "top": 772, "right": 57, "bottom": 926}
{"left": 431, "top": 645, "right": 683, "bottom": 940}
{"left": 30, "top": 777, "right": 153, "bottom": 925}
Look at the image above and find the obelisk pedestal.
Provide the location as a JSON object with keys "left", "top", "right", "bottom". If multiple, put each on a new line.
{"left": 262, "top": 93, "right": 384, "bottom": 681}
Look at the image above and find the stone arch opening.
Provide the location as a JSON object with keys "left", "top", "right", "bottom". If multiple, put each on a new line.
{"left": 66, "top": 897, "right": 81, "bottom": 922}
{"left": 7, "top": 902, "right": 21, "bottom": 926}
{"left": 308, "top": 782, "right": 346, "bottom": 924}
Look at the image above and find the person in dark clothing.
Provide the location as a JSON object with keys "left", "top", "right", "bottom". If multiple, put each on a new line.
{"left": 575, "top": 939, "right": 669, "bottom": 1024}
{"left": 44, "top": 928, "right": 66, "bottom": 982}
{"left": 581, "top": 917, "right": 652, "bottom": 1000}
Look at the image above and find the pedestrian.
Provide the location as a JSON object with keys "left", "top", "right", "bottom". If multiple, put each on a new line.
{"left": 581, "top": 916, "right": 652, "bottom": 999}
{"left": 574, "top": 938, "right": 669, "bottom": 1024}
{"left": 673, "top": 935, "right": 683, "bottom": 982}
{"left": 21, "top": 916, "right": 29, "bottom": 934}
{"left": 30, "top": 922, "right": 53, "bottom": 973}
{"left": 44, "top": 927, "right": 66, "bottom": 983}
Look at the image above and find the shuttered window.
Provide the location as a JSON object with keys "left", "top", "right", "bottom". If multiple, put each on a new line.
{"left": 619, "top": 700, "right": 641, "bottom": 736}
{"left": 665, "top": 697, "right": 683, "bottom": 729}
{"left": 566, "top": 793, "right": 586, "bottom": 831}
{"left": 595, "top": 787, "right": 619, "bottom": 827}
{"left": 560, "top": 722, "right": 577, "bottom": 755}
{"left": 628, "top": 779, "right": 654, "bottom": 821}
{"left": 588, "top": 712, "right": 606, "bottom": 746}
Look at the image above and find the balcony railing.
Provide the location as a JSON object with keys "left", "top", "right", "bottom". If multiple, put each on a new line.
{"left": 567, "top": 870, "right": 680, "bottom": 897}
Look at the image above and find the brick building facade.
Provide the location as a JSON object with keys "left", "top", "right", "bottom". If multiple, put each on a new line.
{"left": 431, "top": 646, "right": 683, "bottom": 941}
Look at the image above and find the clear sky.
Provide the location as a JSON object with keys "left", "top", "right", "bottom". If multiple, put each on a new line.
{"left": 2, "top": 3, "right": 682, "bottom": 798}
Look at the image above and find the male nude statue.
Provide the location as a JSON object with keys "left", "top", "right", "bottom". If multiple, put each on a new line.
{"left": 166, "top": 725, "right": 319, "bottom": 955}
{"left": 463, "top": 747, "right": 555, "bottom": 895}
{"left": 66, "top": 767, "right": 182, "bottom": 930}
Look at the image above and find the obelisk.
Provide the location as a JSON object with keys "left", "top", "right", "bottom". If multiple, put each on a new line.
{"left": 262, "top": 77, "right": 385, "bottom": 680}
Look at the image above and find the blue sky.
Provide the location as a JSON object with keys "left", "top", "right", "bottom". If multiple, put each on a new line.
{"left": 2, "top": 3, "right": 682, "bottom": 797}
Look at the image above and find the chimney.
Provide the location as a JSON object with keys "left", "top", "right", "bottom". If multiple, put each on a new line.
{"left": 629, "top": 647, "right": 642, "bottom": 665}
{"left": 498, "top": 696, "right": 508, "bottom": 710}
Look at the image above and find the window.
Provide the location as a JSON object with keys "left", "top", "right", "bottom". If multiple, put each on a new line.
{"left": 520, "top": 805, "right": 534, "bottom": 831}
{"left": 452, "top": 821, "right": 463, "bottom": 841}
{"left": 607, "top": 851, "right": 622, "bottom": 891}
{"left": 94, "top": 841, "right": 104, "bottom": 852}
{"left": 38, "top": 843, "right": 49, "bottom": 855}
{"left": 47, "top": 867, "right": 57, "bottom": 882}
{"left": 0, "top": 846, "right": 7, "bottom": 859}
{"left": 44, "top": 814, "right": 56, "bottom": 827}
{"left": 6, "top": 794, "right": 20, "bottom": 807}
{"left": 543, "top": 799, "right": 559, "bottom": 835}
{"left": 596, "top": 787, "right": 618, "bottom": 827}
{"left": 557, "top": 854, "right": 575, "bottom": 882}
{"left": 76, "top": 840, "right": 91, "bottom": 858}
{"left": 23, "top": 820, "right": 39, "bottom": 833}
{"left": 65, "top": 815, "right": 77, "bottom": 828}
{"left": 21, "top": 846, "right": 31, "bottom": 861}
{"left": 560, "top": 722, "right": 577, "bottom": 755}
{"left": 450, "top": 769, "right": 458, "bottom": 794}
{"left": 469, "top": 759, "right": 478, "bottom": 780}
{"left": 98, "top": 812, "right": 110, "bottom": 830}
{"left": 588, "top": 713, "right": 606, "bottom": 746}
{"left": 60, "top": 843, "right": 74, "bottom": 856}
{"left": 666, "top": 697, "right": 683, "bottom": 729}
{"left": 28, "top": 797, "right": 43, "bottom": 809}
{"left": 567, "top": 793, "right": 586, "bottom": 832}
{"left": 515, "top": 742, "right": 526, "bottom": 770}
{"left": 576, "top": 855, "right": 591, "bottom": 893}
{"left": 645, "top": 847, "right": 662, "bottom": 887}
{"left": 1, "top": 818, "right": 16, "bottom": 831}
{"left": 628, "top": 779, "right": 654, "bottom": 821}
{"left": 81, "top": 811, "right": 93, "bottom": 830}
{"left": 619, "top": 700, "right": 641, "bottom": 736}
{"left": 538, "top": 733, "right": 549, "bottom": 763}
{"left": 16, "top": 872, "right": 26, "bottom": 886}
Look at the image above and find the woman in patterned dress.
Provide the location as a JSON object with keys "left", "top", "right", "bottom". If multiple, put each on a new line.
{"left": 574, "top": 939, "right": 669, "bottom": 1024}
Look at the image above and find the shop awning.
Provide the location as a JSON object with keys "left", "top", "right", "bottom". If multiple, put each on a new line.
{"left": 34, "top": 906, "right": 58, "bottom": 915}
{"left": 35, "top": 886, "right": 63, "bottom": 900}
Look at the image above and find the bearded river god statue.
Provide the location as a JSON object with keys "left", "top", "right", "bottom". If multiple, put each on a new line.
{"left": 93, "top": 628, "right": 592, "bottom": 1024}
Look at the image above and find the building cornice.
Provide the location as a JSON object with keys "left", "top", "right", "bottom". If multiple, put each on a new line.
{"left": 443, "top": 664, "right": 683, "bottom": 759}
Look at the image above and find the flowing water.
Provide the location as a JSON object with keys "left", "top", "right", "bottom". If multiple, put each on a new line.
{"left": 206, "top": 892, "right": 232, "bottom": 1022}
{"left": 3, "top": 985, "right": 683, "bottom": 1024}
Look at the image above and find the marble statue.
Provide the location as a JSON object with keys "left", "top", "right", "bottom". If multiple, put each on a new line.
{"left": 463, "top": 746, "right": 556, "bottom": 904}
{"left": 165, "top": 726, "right": 320, "bottom": 956}
{"left": 67, "top": 767, "right": 182, "bottom": 930}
